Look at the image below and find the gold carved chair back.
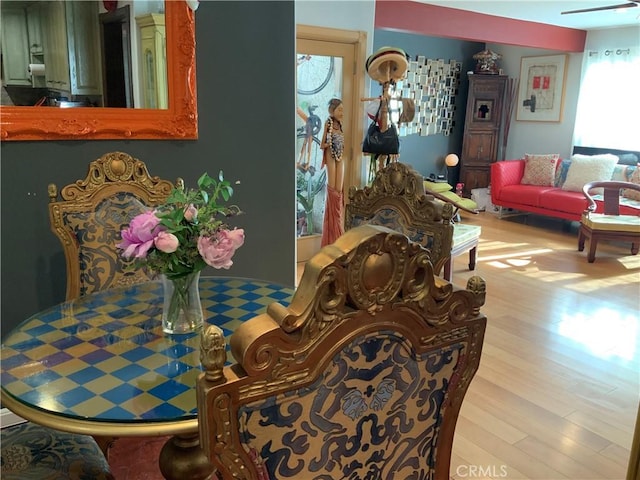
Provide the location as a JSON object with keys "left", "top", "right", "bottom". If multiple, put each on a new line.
{"left": 48, "top": 151, "right": 177, "bottom": 300}
{"left": 197, "top": 224, "right": 487, "bottom": 480}
{"left": 345, "top": 161, "right": 455, "bottom": 276}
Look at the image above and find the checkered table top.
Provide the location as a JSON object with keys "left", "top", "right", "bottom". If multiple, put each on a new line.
{"left": 1, "top": 277, "right": 293, "bottom": 424}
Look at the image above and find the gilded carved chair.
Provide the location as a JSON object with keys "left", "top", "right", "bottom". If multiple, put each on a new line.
{"left": 48, "top": 151, "right": 178, "bottom": 299}
{"left": 578, "top": 181, "right": 640, "bottom": 263}
{"left": 345, "top": 162, "right": 479, "bottom": 281}
{"left": 197, "top": 224, "right": 487, "bottom": 479}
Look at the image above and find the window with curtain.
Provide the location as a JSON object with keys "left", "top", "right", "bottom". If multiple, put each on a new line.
{"left": 573, "top": 46, "right": 640, "bottom": 151}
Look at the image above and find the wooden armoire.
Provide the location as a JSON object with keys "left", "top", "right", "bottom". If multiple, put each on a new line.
{"left": 459, "top": 74, "right": 507, "bottom": 196}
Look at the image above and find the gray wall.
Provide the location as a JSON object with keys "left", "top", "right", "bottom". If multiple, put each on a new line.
{"left": 0, "top": 1, "right": 296, "bottom": 338}
{"left": 373, "top": 30, "right": 484, "bottom": 184}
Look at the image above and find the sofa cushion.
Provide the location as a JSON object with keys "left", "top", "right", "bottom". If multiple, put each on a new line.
{"left": 538, "top": 189, "right": 588, "bottom": 214}
{"left": 554, "top": 159, "right": 572, "bottom": 187}
{"left": 611, "top": 164, "right": 636, "bottom": 183}
{"left": 499, "top": 185, "right": 556, "bottom": 206}
{"left": 623, "top": 165, "right": 640, "bottom": 201}
{"left": 618, "top": 153, "right": 639, "bottom": 165}
{"left": 561, "top": 154, "right": 619, "bottom": 192}
{"left": 521, "top": 153, "right": 560, "bottom": 186}
{"left": 582, "top": 213, "right": 640, "bottom": 233}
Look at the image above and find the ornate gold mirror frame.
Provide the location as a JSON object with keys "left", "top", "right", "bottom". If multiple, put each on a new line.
{"left": 0, "top": 1, "right": 197, "bottom": 141}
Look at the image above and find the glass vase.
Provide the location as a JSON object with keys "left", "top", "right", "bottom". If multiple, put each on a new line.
{"left": 161, "top": 271, "right": 204, "bottom": 334}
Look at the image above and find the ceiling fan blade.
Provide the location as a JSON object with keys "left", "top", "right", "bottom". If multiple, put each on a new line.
{"left": 561, "top": 2, "right": 638, "bottom": 14}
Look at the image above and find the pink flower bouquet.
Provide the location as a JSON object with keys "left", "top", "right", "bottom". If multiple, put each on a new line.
{"left": 117, "top": 172, "right": 244, "bottom": 279}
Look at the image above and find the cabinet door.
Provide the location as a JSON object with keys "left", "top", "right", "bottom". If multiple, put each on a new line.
{"left": 42, "top": 0, "right": 70, "bottom": 91}
{"left": 66, "top": 1, "right": 102, "bottom": 96}
{"left": 137, "top": 14, "right": 167, "bottom": 109}
{"left": 460, "top": 166, "right": 491, "bottom": 193}
{"left": 465, "top": 76, "right": 506, "bottom": 129}
{"left": 462, "top": 132, "right": 498, "bottom": 165}
{"left": 26, "top": 3, "right": 43, "bottom": 54}
{"left": 1, "top": 8, "right": 31, "bottom": 86}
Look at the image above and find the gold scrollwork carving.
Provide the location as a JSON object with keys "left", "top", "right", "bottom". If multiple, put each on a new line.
{"left": 230, "top": 226, "right": 485, "bottom": 384}
{"left": 55, "top": 152, "right": 174, "bottom": 202}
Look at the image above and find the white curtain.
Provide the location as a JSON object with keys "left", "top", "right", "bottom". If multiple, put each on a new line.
{"left": 573, "top": 46, "right": 640, "bottom": 151}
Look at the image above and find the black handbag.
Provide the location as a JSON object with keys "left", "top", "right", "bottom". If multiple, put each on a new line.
{"left": 362, "top": 101, "right": 399, "bottom": 155}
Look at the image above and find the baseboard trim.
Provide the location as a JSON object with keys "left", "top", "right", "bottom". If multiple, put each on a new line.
{"left": 0, "top": 407, "right": 27, "bottom": 429}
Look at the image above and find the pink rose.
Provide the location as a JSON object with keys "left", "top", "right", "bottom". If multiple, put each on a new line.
{"left": 154, "top": 231, "right": 179, "bottom": 253}
{"left": 184, "top": 204, "right": 198, "bottom": 223}
{"left": 197, "top": 228, "right": 245, "bottom": 269}
{"left": 117, "top": 211, "right": 162, "bottom": 259}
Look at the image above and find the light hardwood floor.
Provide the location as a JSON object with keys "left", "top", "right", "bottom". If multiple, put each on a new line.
{"left": 297, "top": 211, "right": 639, "bottom": 480}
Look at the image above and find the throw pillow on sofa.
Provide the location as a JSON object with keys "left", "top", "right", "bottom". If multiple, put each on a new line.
{"left": 521, "top": 153, "right": 560, "bottom": 186}
{"left": 554, "top": 159, "right": 572, "bottom": 187}
{"left": 561, "top": 154, "right": 619, "bottom": 192}
{"left": 623, "top": 164, "right": 640, "bottom": 201}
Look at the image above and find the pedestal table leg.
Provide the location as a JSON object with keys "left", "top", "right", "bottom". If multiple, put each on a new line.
{"left": 159, "top": 432, "right": 214, "bottom": 480}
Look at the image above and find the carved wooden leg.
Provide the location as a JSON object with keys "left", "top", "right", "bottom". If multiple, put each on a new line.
{"left": 468, "top": 246, "right": 477, "bottom": 271}
{"left": 631, "top": 243, "right": 639, "bottom": 255}
{"left": 159, "top": 433, "right": 214, "bottom": 480}
{"left": 578, "top": 228, "right": 586, "bottom": 252}
{"left": 587, "top": 236, "right": 598, "bottom": 263}
{"left": 444, "top": 258, "right": 453, "bottom": 282}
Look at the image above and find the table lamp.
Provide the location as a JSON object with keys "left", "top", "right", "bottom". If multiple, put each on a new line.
{"left": 445, "top": 153, "right": 459, "bottom": 182}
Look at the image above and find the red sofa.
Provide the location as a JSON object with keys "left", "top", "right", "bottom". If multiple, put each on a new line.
{"left": 491, "top": 159, "right": 639, "bottom": 222}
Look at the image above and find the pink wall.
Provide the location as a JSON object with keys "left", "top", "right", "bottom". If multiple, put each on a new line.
{"left": 375, "top": 1, "right": 586, "bottom": 52}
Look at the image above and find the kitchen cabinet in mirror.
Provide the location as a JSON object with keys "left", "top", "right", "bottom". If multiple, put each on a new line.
{"left": 0, "top": 0, "right": 197, "bottom": 141}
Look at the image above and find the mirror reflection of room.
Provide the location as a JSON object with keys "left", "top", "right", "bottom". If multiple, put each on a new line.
{"left": 0, "top": 0, "right": 167, "bottom": 109}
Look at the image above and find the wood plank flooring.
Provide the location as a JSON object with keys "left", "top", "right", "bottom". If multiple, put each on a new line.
{"left": 298, "top": 211, "right": 639, "bottom": 479}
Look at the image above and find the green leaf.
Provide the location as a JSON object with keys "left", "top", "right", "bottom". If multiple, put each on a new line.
{"left": 197, "top": 172, "right": 210, "bottom": 188}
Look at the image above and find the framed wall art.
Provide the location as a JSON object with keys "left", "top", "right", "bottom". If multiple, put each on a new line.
{"left": 516, "top": 54, "right": 568, "bottom": 122}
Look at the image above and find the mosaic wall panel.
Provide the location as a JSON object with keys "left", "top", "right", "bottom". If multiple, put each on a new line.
{"left": 396, "top": 57, "right": 461, "bottom": 137}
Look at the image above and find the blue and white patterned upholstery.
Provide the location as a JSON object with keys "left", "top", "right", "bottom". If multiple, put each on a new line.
{"left": 1, "top": 422, "right": 114, "bottom": 480}
{"left": 63, "top": 192, "right": 154, "bottom": 296}
{"left": 198, "top": 224, "right": 487, "bottom": 480}
{"left": 48, "top": 151, "right": 176, "bottom": 300}
{"left": 236, "top": 334, "right": 464, "bottom": 478}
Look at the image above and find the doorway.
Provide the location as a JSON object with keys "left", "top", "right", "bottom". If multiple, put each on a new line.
{"left": 99, "top": 6, "right": 133, "bottom": 108}
{"left": 295, "top": 26, "right": 367, "bottom": 262}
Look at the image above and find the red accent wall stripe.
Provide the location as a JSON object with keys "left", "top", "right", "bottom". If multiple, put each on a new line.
{"left": 375, "top": 1, "right": 587, "bottom": 52}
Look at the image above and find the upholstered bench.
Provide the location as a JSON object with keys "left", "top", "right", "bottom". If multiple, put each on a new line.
{"left": 447, "top": 223, "right": 480, "bottom": 280}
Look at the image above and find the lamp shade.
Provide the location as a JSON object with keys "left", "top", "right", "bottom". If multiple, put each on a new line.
{"left": 445, "top": 153, "right": 459, "bottom": 167}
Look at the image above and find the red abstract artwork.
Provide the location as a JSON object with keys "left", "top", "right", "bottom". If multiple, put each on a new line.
{"left": 532, "top": 76, "right": 541, "bottom": 89}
